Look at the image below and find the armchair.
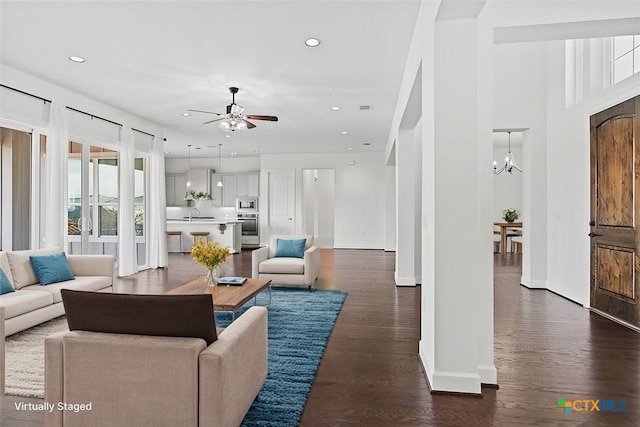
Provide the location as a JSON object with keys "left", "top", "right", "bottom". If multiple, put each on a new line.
{"left": 251, "top": 234, "right": 319, "bottom": 290}
{"left": 45, "top": 290, "right": 267, "bottom": 427}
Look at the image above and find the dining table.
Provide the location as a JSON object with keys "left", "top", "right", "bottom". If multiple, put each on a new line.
{"left": 493, "top": 221, "right": 522, "bottom": 254}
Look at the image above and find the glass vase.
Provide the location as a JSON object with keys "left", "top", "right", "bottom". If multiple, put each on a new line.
{"left": 205, "top": 267, "right": 218, "bottom": 287}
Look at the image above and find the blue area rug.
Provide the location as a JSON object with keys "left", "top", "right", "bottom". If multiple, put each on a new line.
{"left": 215, "top": 287, "right": 346, "bottom": 427}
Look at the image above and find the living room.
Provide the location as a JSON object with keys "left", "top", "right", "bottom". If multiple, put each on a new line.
{"left": 2, "top": 1, "right": 640, "bottom": 426}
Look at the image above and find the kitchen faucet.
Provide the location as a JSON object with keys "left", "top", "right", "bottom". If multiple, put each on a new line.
{"left": 189, "top": 208, "right": 200, "bottom": 222}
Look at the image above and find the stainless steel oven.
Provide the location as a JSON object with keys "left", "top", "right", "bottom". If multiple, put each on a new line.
{"left": 237, "top": 213, "right": 259, "bottom": 247}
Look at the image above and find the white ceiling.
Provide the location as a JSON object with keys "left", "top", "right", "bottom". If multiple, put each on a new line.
{"left": 0, "top": 0, "right": 421, "bottom": 159}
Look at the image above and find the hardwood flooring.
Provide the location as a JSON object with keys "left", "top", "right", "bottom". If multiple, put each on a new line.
{"left": 2, "top": 250, "right": 639, "bottom": 426}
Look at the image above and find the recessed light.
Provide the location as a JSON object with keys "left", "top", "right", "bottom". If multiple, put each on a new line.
{"left": 254, "top": 149, "right": 260, "bottom": 153}
{"left": 225, "top": 134, "right": 231, "bottom": 138}
{"left": 182, "top": 112, "right": 191, "bottom": 117}
{"left": 341, "top": 131, "right": 348, "bottom": 135}
{"left": 230, "top": 151, "right": 237, "bottom": 156}
{"left": 305, "top": 38, "right": 321, "bottom": 47}
{"left": 68, "top": 55, "right": 86, "bottom": 63}
{"left": 330, "top": 106, "right": 341, "bottom": 111}
{"left": 347, "top": 147, "right": 352, "bottom": 151}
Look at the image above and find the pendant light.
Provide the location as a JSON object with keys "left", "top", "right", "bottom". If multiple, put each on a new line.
{"left": 493, "top": 131, "right": 522, "bottom": 175}
{"left": 217, "top": 144, "right": 224, "bottom": 187}
{"left": 185, "top": 144, "right": 193, "bottom": 198}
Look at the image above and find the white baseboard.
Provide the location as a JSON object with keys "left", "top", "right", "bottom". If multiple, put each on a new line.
{"left": 520, "top": 276, "right": 546, "bottom": 289}
{"left": 394, "top": 271, "right": 416, "bottom": 286}
{"left": 477, "top": 364, "right": 497, "bottom": 385}
{"left": 419, "top": 342, "right": 482, "bottom": 394}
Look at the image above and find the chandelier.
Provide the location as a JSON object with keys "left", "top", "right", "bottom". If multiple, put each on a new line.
{"left": 493, "top": 131, "right": 522, "bottom": 175}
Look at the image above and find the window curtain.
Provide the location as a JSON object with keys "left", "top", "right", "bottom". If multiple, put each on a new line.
{"left": 147, "top": 136, "right": 168, "bottom": 268}
{"left": 118, "top": 126, "right": 137, "bottom": 276}
{"left": 44, "top": 102, "right": 69, "bottom": 250}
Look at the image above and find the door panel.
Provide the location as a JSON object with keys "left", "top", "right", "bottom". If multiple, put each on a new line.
{"left": 268, "top": 171, "right": 295, "bottom": 236}
{"left": 596, "top": 117, "right": 634, "bottom": 226}
{"left": 590, "top": 95, "right": 640, "bottom": 327}
{"left": 596, "top": 246, "right": 634, "bottom": 299}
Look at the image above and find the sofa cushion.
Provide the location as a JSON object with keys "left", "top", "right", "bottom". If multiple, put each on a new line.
{"left": 6, "top": 247, "right": 64, "bottom": 289}
{"left": 274, "top": 238, "right": 306, "bottom": 259}
{"left": 22, "top": 276, "right": 112, "bottom": 303}
{"left": 61, "top": 289, "right": 218, "bottom": 345}
{"left": 1, "top": 268, "right": 15, "bottom": 294}
{"left": 268, "top": 235, "right": 314, "bottom": 258}
{"left": 259, "top": 257, "right": 305, "bottom": 274}
{"left": 29, "top": 252, "right": 75, "bottom": 286}
{"left": 0, "top": 289, "right": 54, "bottom": 319}
{"left": 0, "top": 252, "right": 14, "bottom": 286}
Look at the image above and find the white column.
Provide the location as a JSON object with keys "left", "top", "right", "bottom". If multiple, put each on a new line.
{"left": 395, "top": 129, "right": 417, "bottom": 286}
{"left": 384, "top": 162, "right": 396, "bottom": 252}
{"left": 520, "top": 128, "right": 547, "bottom": 289}
{"left": 419, "top": 16, "right": 495, "bottom": 393}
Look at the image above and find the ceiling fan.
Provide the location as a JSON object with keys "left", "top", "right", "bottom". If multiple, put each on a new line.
{"left": 189, "top": 87, "right": 278, "bottom": 133}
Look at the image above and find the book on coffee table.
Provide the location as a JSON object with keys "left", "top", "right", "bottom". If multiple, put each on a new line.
{"left": 218, "top": 276, "right": 247, "bottom": 285}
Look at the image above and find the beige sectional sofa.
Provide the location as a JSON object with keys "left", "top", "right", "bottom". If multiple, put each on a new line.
{"left": 0, "top": 247, "right": 115, "bottom": 337}
{"left": 44, "top": 291, "right": 267, "bottom": 427}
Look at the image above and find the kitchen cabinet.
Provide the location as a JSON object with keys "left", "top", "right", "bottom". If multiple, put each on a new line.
{"left": 222, "top": 175, "right": 237, "bottom": 206}
{"left": 187, "top": 168, "right": 211, "bottom": 196}
{"left": 236, "top": 172, "right": 259, "bottom": 197}
{"left": 166, "top": 173, "right": 187, "bottom": 206}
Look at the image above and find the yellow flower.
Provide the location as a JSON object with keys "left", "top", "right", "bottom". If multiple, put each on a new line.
{"left": 191, "top": 240, "right": 231, "bottom": 270}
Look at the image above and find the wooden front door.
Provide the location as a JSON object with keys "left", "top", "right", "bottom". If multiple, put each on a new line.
{"left": 590, "top": 95, "right": 640, "bottom": 327}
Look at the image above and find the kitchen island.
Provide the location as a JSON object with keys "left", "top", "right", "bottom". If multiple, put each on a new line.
{"left": 166, "top": 219, "right": 242, "bottom": 253}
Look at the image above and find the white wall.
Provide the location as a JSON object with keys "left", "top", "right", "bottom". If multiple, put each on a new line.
{"left": 260, "top": 152, "right": 385, "bottom": 249}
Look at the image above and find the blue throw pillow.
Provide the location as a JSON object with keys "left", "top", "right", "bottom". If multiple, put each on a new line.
{"left": 274, "top": 238, "right": 306, "bottom": 258}
{"left": 29, "top": 252, "right": 75, "bottom": 286}
{"left": 0, "top": 268, "right": 15, "bottom": 295}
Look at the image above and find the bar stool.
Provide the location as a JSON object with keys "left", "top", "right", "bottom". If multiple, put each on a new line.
{"left": 190, "top": 231, "right": 210, "bottom": 244}
{"left": 165, "top": 231, "right": 183, "bottom": 253}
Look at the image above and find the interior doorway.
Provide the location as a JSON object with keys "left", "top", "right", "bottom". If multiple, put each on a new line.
{"left": 302, "top": 169, "right": 335, "bottom": 248}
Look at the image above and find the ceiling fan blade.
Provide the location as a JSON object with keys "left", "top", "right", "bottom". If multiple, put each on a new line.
{"left": 246, "top": 115, "right": 278, "bottom": 122}
{"left": 188, "top": 109, "right": 224, "bottom": 116}
{"left": 245, "top": 120, "right": 257, "bottom": 129}
{"left": 203, "top": 117, "right": 225, "bottom": 125}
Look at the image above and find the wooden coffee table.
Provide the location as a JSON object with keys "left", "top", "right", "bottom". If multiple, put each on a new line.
{"left": 166, "top": 277, "right": 272, "bottom": 320}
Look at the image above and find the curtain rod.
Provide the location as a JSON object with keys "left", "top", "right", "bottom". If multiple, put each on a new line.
{"left": 0, "top": 84, "right": 51, "bottom": 104}
{"left": 0, "top": 84, "right": 156, "bottom": 138}
{"left": 132, "top": 128, "right": 156, "bottom": 138}
{"left": 65, "top": 106, "right": 122, "bottom": 127}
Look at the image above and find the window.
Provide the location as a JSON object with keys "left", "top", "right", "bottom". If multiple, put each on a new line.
{"left": 611, "top": 35, "right": 640, "bottom": 85}
{"left": 67, "top": 143, "right": 119, "bottom": 246}
{"left": 97, "top": 158, "right": 118, "bottom": 236}
{"left": 134, "top": 158, "right": 145, "bottom": 237}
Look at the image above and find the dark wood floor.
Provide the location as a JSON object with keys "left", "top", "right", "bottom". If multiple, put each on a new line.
{"left": 2, "top": 250, "right": 639, "bottom": 426}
